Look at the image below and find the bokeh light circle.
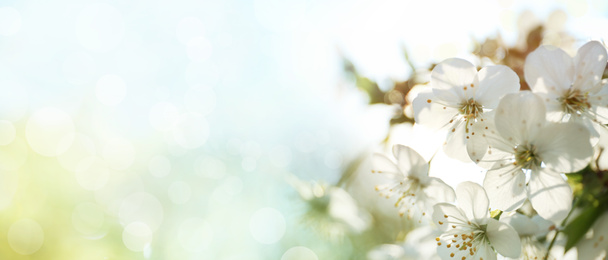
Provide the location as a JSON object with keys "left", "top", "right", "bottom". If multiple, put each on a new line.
{"left": 75, "top": 156, "right": 110, "bottom": 191}
{"left": 72, "top": 202, "right": 105, "bottom": 236}
{"left": 148, "top": 155, "right": 171, "bottom": 178}
{"left": 0, "top": 137, "right": 28, "bottom": 170}
{"left": 149, "top": 102, "right": 179, "bottom": 132}
{"left": 196, "top": 156, "right": 226, "bottom": 179}
{"left": 172, "top": 112, "right": 209, "bottom": 149}
{"left": 249, "top": 207, "right": 286, "bottom": 244}
{"left": 101, "top": 138, "right": 135, "bottom": 170}
{"left": 25, "top": 107, "right": 75, "bottom": 157}
{"left": 281, "top": 246, "right": 319, "bottom": 260}
{"left": 7, "top": 219, "right": 44, "bottom": 255}
{"left": 119, "top": 192, "right": 164, "bottom": 231}
{"left": 0, "top": 120, "right": 16, "bottom": 145}
{"left": 0, "top": 79, "right": 28, "bottom": 121}
{"left": 183, "top": 86, "right": 216, "bottom": 116}
{"left": 0, "top": 170, "right": 19, "bottom": 210}
{"left": 122, "top": 222, "right": 153, "bottom": 252}
{"left": 168, "top": 181, "right": 191, "bottom": 204}
{"left": 178, "top": 218, "right": 213, "bottom": 252}
{"left": 57, "top": 133, "right": 96, "bottom": 172}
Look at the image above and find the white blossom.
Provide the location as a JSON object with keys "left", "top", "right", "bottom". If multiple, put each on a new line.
{"left": 433, "top": 182, "right": 521, "bottom": 260}
{"left": 471, "top": 91, "right": 593, "bottom": 222}
{"left": 413, "top": 58, "right": 520, "bottom": 162}
{"left": 524, "top": 41, "right": 608, "bottom": 144}
{"left": 500, "top": 213, "right": 557, "bottom": 260}
{"left": 372, "top": 144, "right": 456, "bottom": 219}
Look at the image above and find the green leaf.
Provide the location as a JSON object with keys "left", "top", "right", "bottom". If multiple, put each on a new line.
{"left": 490, "top": 209, "right": 502, "bottom": 220}
{"left": 562, "top": 204, "right": 604, "bottom": 252}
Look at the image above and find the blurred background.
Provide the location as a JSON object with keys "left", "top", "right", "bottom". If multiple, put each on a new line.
{"left": 0, "top": 0, "right": 607, "bottom": 259}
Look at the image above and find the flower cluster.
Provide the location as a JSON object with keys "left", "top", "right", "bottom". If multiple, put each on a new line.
{"left": 370, "top": 41, "right": 608, "bottom": 259}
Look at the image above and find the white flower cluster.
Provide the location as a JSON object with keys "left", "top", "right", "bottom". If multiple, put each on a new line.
{"left": 372, "top": 41, "right": 608, "bottom": 260}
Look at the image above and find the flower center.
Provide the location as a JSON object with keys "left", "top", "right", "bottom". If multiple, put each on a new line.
{"left": 514, "top": 144, "right": 541, "bottom": 171}
{"left": 374, "top": 176, "right": 424, "bottom": 217}
{"left": 459, "top": 98, "right": 483, "bottom": 120}
{"left": 436, "top": 224, "right": 488, "bottom": 259}
{"left": 559, "top": 89, "right": 590, "bottom": 115}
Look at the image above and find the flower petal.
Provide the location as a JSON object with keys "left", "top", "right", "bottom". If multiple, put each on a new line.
{"left": 500, "top": 212, "right": 539, "bottom": 236}
{"left": 486, "top": 218, "right": 522, "bottom": 258}
{"left": 527, "top": 168, "right": 572, "bottom": 223}
{"left": 456, "top": 181, "right": 489, "bottom": 224}
{"left": 431, "top": 58, "right": 477, "bottom": 100}
{"left": 424, "top": 177, "right": 456, "bottom": 203}
{"left": 573, "top": 41, "right": 607, "bottom": 93}
{"left": 524, "top": 45, "right": 574, "bottom": 93}
{"left": 436, "top": 235, "right": 497, "bottom": 260}
{"left": 483, "top": 163, "right": 527, "bottom": 212}
{"left": 534, "top": 122, "right": 593, "bottom": 173}
{"left": 494, "top": 91, "right": 546, "bottom": 144}
{"left": 442, "top": 120, "right": 472, "bottom": 162}
{"left": 413, "top": 92, "right": 460, "bottom": 130}
{"left": 392, "top": 144, "right": 429, "bottom": 180}
{"left": 371, "top": 153, "right": 402, "bottom": 177}
{"left": 474, "top": 65, "right": 520, "bottom": 108}
{"left": 432, "top": 203, "right": 467, "bottom": 232}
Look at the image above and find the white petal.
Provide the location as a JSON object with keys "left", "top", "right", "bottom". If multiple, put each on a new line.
{"left": 527, "top": 168, "right": 572, "bottom": 222}
{"left": 573, "top": 41, "right": 607, "bottom": 93}
{"left": 533, "top": 91, "right": 564, "bottom": 122}
{"left": 570, "top": 115, "right": 600, "bottom": 146}
{"left": 486, "top": 218, "right": 522, "bottom": 258}
{"left": 500, "top": 213, "right": 539, "bottom": 236}
{"left": 432, "top": 203, "right": 467, "bottom": 232}
{"left": 456, "top": 181, "right": 489, "bottom": 224}
{"left": 412, "top": 92, "right": 460, "bottom": 130}
{"left": 392, "top": 144, "right": 429, "bottom": 180}
{"left": 483, "top": 163, "right": 527, "bottom": 212}
{"left": 494, "top": 92, "right": 546, "bottom": 144}
{"left": 431, "top": 58, "right": 477, "bottom": 100}
{"left": 424, "top": 177, "right": 456, "bottom": 203}
{"left": 534, "top": 122, "right": 593, "bottom": 173}
{"left": 436, "top": 236, "right": 497, "bottom": 260}
{"left": 371, "top": 153, "right": 402, "bottom": 177}
{"left": 442, "top": 120, "right": 472, "bottom": 162}
{"left": 590, "top": 79, "right": 608, "bottom": 109}
{"left": 524, "top": 45, "right": 574, "bottom": 93}
{"left": 469, "top": 118, "right": 517, "bottom": 169}
{"left": 474, "top": 65, "right": 520, "bottom": 108}
{"left": 466, "top": 117, "right": 498, "bottom": 164}
{"left": 531, "top": 214, "right": 554, "bottom": 237}
{"left": 474, "top": 243, "right": 498, "bottom": 260}
{"left": 328, "top": 187, "right": 370, "bottom": 232}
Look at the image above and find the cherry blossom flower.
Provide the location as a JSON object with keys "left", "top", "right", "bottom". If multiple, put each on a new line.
{"left": 412, "top": 58, "right": 520, "bottom": 162}
{"left": 287, "top": 175, "right": 371, "bottom": 239}
{"left": 372, "top": 144, "right": 455, "bottom": 219}
{"left": 500, "top": 213, "right": 556, "bottom": 260}
{"left": 433, "top": 182, "right": 521, "bottom": 260}
{"left": 470, "top": 91, "right": 593, "bottom": 222}
{"left": 367, "top": 226, "right": 442, "bottom": 260}
{"left": 524, "top": 41, "right": 608, "bottom": 143}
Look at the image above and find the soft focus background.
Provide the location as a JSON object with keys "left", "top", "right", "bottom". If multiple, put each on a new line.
{"left": 0, "top": 0, "right": 607, "bottom": 259}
